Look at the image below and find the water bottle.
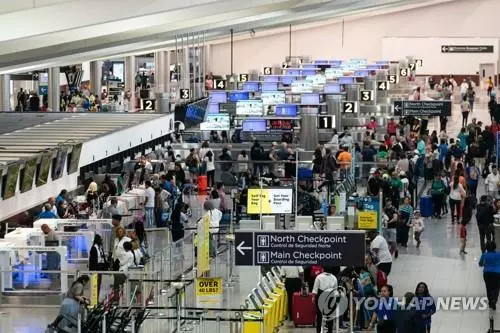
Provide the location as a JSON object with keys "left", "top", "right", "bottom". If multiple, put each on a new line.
{"left": 321, "top": 198, "right": 329, "bottom": 217}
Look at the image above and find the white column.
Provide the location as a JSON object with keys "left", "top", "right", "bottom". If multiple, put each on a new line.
{"left": 48, "top": 67, "right": 60, "bottom": 112}
{"left": 165, "top": 50, "right": 171, "bottom": 95}
{"left": 125, "top": 56, "right": 136, "bottom": 111}
{"left": 154, "top": 51, "right": 165, "bottom": 93}
{"left": 183, "top": 42, "right": 190, "bottom": 93}
{"left": 90, "top": 61, "right": 102, "bottom": 95}
{"left": 0, "top": 74, "right": 11, "bottom": 112}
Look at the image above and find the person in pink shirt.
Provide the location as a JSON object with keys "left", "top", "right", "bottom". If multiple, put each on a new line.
{"left": 387, "top": 118, "right": 398, "bottom": 137}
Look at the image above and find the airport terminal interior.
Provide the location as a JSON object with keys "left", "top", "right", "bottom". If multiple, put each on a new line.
{"left": 0, "top": 0, "right": 500, "bottom": 332}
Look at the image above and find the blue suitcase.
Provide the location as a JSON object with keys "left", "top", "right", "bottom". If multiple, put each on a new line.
{"left": 419, "top": 196, "right": 433, "bottom": 217}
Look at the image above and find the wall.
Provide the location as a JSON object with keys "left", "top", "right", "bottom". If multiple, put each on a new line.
{"left": 209, "top": 0, "right": 500, "bottom": 75}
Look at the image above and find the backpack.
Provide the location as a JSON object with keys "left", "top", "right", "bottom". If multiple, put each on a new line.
{"left": 185, "top": 154, "right": 196, "bottom": 167}
{"left": 376, "top": 269, "right": 387, "bottom": 289}
{"left": 310, "top": 265, "right": 324, "bottom": 279}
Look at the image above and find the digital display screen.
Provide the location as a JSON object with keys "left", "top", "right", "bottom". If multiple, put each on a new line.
{"left": 200, "top": 114, "right": 230, "bottom": 131}
{"left": 269, "top": 119, "right": 293, "bottom": 130}
{"left": 21, "top": 157, "right": 37, "bottom": 193}
{"left": 318, "top": 64, "right": 331, "bottom": 72}
{"left": 376, "top": 61, "right": 389, "bottom": 64}
{"left": 366, "top": 65, "right": 382, "bottom": 70}
{"left": 36, "top": 152, "right": 52, "bottom": 187}
{"left": 285, "top": 69, "right": 300, "bottom": 76}
{"left": 339, "top": 76, "right": 355, "bottom": 84}
{"left": 275, "top": 104, "right": 298, "bottom": 117}
{"left": 314, "top": 60, "right": 328, "bottom": 64}
{"left": 261, "top": 91, "right": 286, "bottom": 106}
{"left": 186, "top": 104, "right": 206, "bottom": 123}
{"left": 242, "top": 82, "right": 259, "bottom": 92}
{"left": 281, "top": 75, "right": 296, "bottom": 85}
{"left": 236, "top": 100, "right": 263, "bottom": 116}
{"left": 52, "top": 148, "right": 67, "bottom": 180}
{"left": 305, "top": 75, "right": 326, "bottom": 85}
{"left": 261, "top": 82, "right": 278, "bottom": 92}
{"left": 291, "top": 80, "right": 313, "bottom": 93}
{"left": 68, "top": 143, "right": 83, "bottom": 174}
{"left": 263, "top": 75, "right": 279, "bottom": 83}
{"left": 329, "top": 60, "right": 343, "bottom": 66}
{"left": 242, "top": 119, "right": 267, "bottom": 132}
{"left": 229, "top": 91, "right": 249, "bottom": 102}
{"left": 207, "top": 103, "right": 219, "bottom": 114}
{"left": 301, "top": 93, "right": 320, "bottom": 104}
{"left": 355, "top": 76, "right": 365, "bottom": 83}
{"left": 209, "top": 91, "right": 227, "bottom": 104}
{"left": 301, "top": 64, "right": 316, "bottom": 69}
{"left": 3, "top": 163, "right": 19, "bottom": 200}
{"left": 302, "top": 69, "right": 317, "bottom": 76}
{"left": 324, "top": 84, "right": 341, "bottom": 94}
{"left": 355, "top": 70, "right": 369, "bottom": 77}
{"left": 325, "top": 68, "right": 344, "bottom": 79}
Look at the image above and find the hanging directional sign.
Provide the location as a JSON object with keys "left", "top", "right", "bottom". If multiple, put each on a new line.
{"left": 282, "top": 62, "right": 289, "bottom": 69}
{"left": 441, "top": 45, "right": 494, "bottom": 53}
{"left": 416, "top": 59, "right": 423, "bottom": 67}
{"left": 360, "top": 90, "right": 374, "bottom": 101}
{"left": 394, "top": 100, "right": 452, "bottom": 117}
{"left": 234, "top": 231, "right": 366, "bottom": 266}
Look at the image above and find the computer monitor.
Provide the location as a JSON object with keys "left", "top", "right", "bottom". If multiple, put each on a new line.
{"left": 285, "top": 69, "right": 300, "bottom": 76}
{"left": 324, "top": 84, "right": 341, "bottom": 94}
{"left": 281, "top": 75, "right": 296, "bottom": 85}
{"left": 301, "top": 93, "right": 320, "bottom": 104}
{"left": 228, "top": 91, "right": 249, "bottom": 102}
{"left": 266, "top": 272, "right": 279, "bottom": 288}
{"left": 20, "top": 157, "right": 37, "bottom": 193}
{"left": 261, "top": 82, "right": 278, "bottom": 92}
{"left": 301, "top": 64, "right": 316, "bottom": 69}
{"left": 242, "top": 119, "right": 267, "bottom": 132}
{"left": 242, "top": 82, "right": 259, "bottom": 92}
{"left": 263, "top": 75, "right": 279, "bottom": 83}
{"left": 207, "top": 103, "right": 219, "bottom": 114}
{"left": 261, "top": 91, "right": 285, "bottom": 105}
{"left": 2, "top": 162, "right": 19, "bottom": 200}
{"left": 252, "top": 288, "right": 265, "bottom": 305}
{"left": 354, "top": 70, "right": 369, "bottom": 77}
{"left": 257, "top": 282, "right": 271, "bottom": 299}
{"left": 366, "top": 65, "right": 382, "bottom": 70}
{"left": 236, "top": 100, "right": 263, "bottom": 116}
{"left": 302, "top": 69, "right": 317, "bottom": 76}
{"left": 339, "top": 77, "right": 355, "bottom": 84}
{"left": 200, "top": 114, "right": 230, "bottom": 131}
{"left": 209, "top": 91, "right": 227, "bottom": 104}
{"left": 247, "top": 293, "right": 261, "bottom": 309}
{"left": 275, "top": 104, "right": 298, "bottom": 117}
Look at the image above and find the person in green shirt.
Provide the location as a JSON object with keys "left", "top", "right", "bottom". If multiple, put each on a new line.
{"left": 430, "top": 174, "right": 446, "bottom": 219}
{"left": 390, "top": 173, "right": 403, "bottom": 207}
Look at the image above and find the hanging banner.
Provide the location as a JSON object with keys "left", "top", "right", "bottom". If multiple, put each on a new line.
{"left": 195, "top": 277, "right": 223, "bottom": 308}
{"left": 90, "top": 273, "right": 99, "bottom": 306}
{"left": 197, "top": 213, "right": 210, "bottom": 276}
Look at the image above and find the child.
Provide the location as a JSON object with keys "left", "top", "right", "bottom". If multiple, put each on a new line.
{"left": 412, "top": 210, "right": 424, "bottom": 248}
{"left": 459, "top": 221, "right": 467, "bottom": 254}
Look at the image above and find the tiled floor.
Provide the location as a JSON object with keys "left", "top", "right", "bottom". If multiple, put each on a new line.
{"left": 1, "top": 92, "right": 500, "bottom": 332}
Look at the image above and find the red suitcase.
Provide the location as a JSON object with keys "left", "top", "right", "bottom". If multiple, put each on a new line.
{"left": 292, "top": 292, "right": 316, "bottom": 326}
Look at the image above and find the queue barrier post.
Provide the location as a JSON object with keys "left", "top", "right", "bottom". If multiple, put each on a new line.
{"left": 102, "top": 312, "right": 107, "bottom": 333}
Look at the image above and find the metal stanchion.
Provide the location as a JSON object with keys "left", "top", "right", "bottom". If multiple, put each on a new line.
{"left": 216, "top": 314, "right": 221, "bottom": 333}
{"left": 176, "top": 289, "right": 182, "bottom": 333}
{"left": 102, "top": 312, "right": 107, "bottom": 333}
{"left": 77, "top": 312, "right": 82, "bottom": 333}
{"left": 349, "top": 291, "right": 354, "bottom": 333}
{"left": 131, "top": 314, "right": 136, "bottom": 333}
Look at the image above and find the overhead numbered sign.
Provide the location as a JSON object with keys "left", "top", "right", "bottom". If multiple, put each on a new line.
{"left": 263, "top": 67, "right": 273, "bottom": 75}
{"left": 399, "top": 68, "right": 410, "bottom": 77}
{"left": 377, "top": 81, "right": 389, "bottom": 91}
{"left": 180, "top": 89, "right": 191, "bottom": 99}
{"left": 342, "top": 101, "right": 357, "bottom": 113}
{"left": 416, "top": 59, "right": 423, "bottom": 67}
{"left": 317, "top": 115, "right": 335, "bottom": 129}
{"left": 408, "top": 63, "right": 417, "bottom": 71}
{"left": 214, "top": 79, "right": 227, "bottom": 90}
{"left": 141, "top": 99, "right": 156, "bottom": 111}
{"left": 388, "top": 75, "right": 398, "bottom": 84}
{"left": 239, "top": 74, "right": 248, "bottom": 82}
{"left": 360, "top": 90, "right": 374, "bottom": 101}
{"left": 282, "top": 62, "right": 288, "bottom": 69}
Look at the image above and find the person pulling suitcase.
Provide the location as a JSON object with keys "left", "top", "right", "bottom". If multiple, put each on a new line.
{"left": 312, "top": 266, "right": 339, "bottom": 333}
{"left": 281, "top": 266, "right": 304, "bottom": 322}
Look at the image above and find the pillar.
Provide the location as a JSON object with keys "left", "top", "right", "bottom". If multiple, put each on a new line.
{"left": 90, "top": 61, "right": 102, "bottom": 95}
{"left": 154, "top": 51, "right": 165, "bottom": 93}
{"left": 48, "top": 67, "right": 60, "bottom": 112}
{"left": 183, "top": 43, "right": 190, "bottom": 94}
{"left": 125, "top": 56, "right": 136, "bottom": 111}
{"left": 0, "top": 74, "right": 11, "bottom": 112}
{"left": 165, "top": 50, "right": 171, "bottom": 95}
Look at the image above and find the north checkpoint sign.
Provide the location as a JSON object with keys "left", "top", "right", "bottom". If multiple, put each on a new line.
{"left": 394, "top": 100, "right": 452, "bottom": 117}
{"left": 234, "top": 230, "right": 365, "bottom": 267}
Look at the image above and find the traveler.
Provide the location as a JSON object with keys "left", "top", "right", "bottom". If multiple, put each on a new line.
{"left": 41, "top": 224, "right": 60, "bottom": 288}
{"left": 143, "top": 181, "right": 155, "bottom": 228}
{"left": 414, "top": 282, "right": 436, "bottom": 332}
{"left": 89, "top": 234, "right": 107, "bottom": 300}
{"left": 280, "top": 266, "right": 304, "bottom": 321}
{"left": 367, "top": 285, "right": 396, "bottom": 333}
{"left": 466, "top": 160, "right": 480, "bottom": 197}
{"left": 108, "top": 214, "right": 122, "bottom": 260}
{"left": 430, "top": 174, "right": 446, "bottom": 219}
{"left": 461, "top": 95, "right": 471, "bottom": 127}
{"left": 171, "top": 202, "right": 187, "bottom": 242}
{"left": 396, "top": 292, "right": 425, "bottom": 333}
{"left": 67, "top": 275, "right": 90, "bottom": 304}
{"left": 369, "top": 230, "right": 393, "bottom": 276}
{"left": 449, "top": 175, "right": 466, "bottom": 224}
{"left": 485, "top": 167, "right": 500, "bottom": 198}
{"left": 56, "top": 189, "right": 68, "bottom": 204}
{"left": 411, "top": 210, "right": 424, "bottom": 248}
{"left": 39, "top": 203, "right": 58, "bottom": 219}
{"left": 397, "top": 196, "right": 413, "bottom": 248}
{"left": 476, "top": 195, "right": 495, "bottom": 253}
{"left": 200, "top": 141, "right": 216, "bottom": 188}
{"left": 236, "top": 150, "right": 249, "bottom": 175}
{"left": 479, "top": 241, "right": 500, "bottom": 317}
{"left": 56, "top": 200, "right": 72, "bottom": 219}
{"left": 312, "top": 266, "right": 338, "bottom": 333}
{"left": 382, "top": 199, "right": 399, "bottom": 257}
{"left": 103, "top": 197, "right": 120, "bottom": 218}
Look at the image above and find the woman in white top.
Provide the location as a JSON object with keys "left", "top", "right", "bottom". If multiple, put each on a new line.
{"left": 200, "top": 141, "right": 216, "bottom": 188}
{"left": 449, "top": 174, "right": 466, "bottom": 224}
{"left": 312, "top": 266, "right": 339, "bottom": 333}
{"left": 237, "top": 150, "right": 249, "bottom": 174}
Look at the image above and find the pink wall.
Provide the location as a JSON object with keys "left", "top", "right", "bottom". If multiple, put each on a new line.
{"left": 209, "top": 0, "right": 500, "bottom": 75}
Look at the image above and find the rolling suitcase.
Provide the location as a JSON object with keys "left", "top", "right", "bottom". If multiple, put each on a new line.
{"left": 419, "top": 195, "right": 433, "bottom": 217}
{"left": 462, "top": 196, "right": 474, "bottom": 224}
{"left": 292, "top": 292, "right": 316, "bottom": 327}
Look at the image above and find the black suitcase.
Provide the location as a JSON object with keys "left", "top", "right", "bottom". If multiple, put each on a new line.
{"left": 462, "top": 196, "right": 475, "bottom": 224}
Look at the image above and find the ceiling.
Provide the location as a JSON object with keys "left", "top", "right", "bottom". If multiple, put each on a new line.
{"left": 0, "top": 0, "right": 452, "bottom": 74}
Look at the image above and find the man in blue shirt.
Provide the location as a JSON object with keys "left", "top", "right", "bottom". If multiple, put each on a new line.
{"left": 479, "top": 241, "right": 500, "bottom": 314}
{"left": 57, "top": 297, "right": 80, "bottom": 332}
{"left": 38, "top": 203, "right": 57, "bottom": 219}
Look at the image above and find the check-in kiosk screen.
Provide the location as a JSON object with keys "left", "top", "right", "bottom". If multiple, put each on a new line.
{"left": 261, "top": 92, "right": 285, "bottom": 106}
{"left": 229, "top": 91, "right": 249, "bottom": 102}
{"left": 355, "top": 70, "right": 369, "bottom": 77}
{"left": 3, "top": 163, "right": 20, "bottom": 200}
{"left": 242, "top": 82, "right": 259, "bottom": 92}
{"left": 209, "top": 91, "right": 227, "bottom": 104}
{"left": 302, "top": 64, "right": 316, "bottom": 69}
{"left": 324, "top": 83, "right": 341, "bottom": 94}
{"left": 306, "top": 75, "right": 326, "bottom": 85}
{"left": 68, "top": 143, "right": 83, "bottom": 174}
{"left": 263, "top": 75, "right": 279, "bottom": 83}
{"left": 242, "top": 119, "right": 267, "bottom": 132}
{"left": 186, "top": 104, "right": 206, "bottom": 123}
{"left": 275, "top": 104, "right": 298, "bottom": 117}
{"left": 285, "top": 69, "right": 301, "bottom": 76}
{"left": 269, "top": 119, "right": 293, "bottom": 130}
{"left": 281, "top": 76, "right": 296, "bottom": 85}
{"left": 366, "top": 65, "right": 382, "bottom": 70}
{"left": 301, "top": 93, "right": 320, "bottom": 104}
{"left": 291, "top": 81, "right": 313, "bottom": 93}
{"left": 302, "top": 69, "right": 317, "bottom": 76}
{"left": 261, "top": 82, "right": 278, "bottom": 92}
{"left": 52, "top": 148, "right": 67, "bottom": 180}
{"left": 376, "top": 60, "right": 389, "bottom": 65}
{"left": 325, "top": 68, "right": 344, "bottom": 79}
{"left": 236, "top": 100, "right": 263, "bottom": 116}
{"left": 37, "top": 152, "right": 52, "bottom": 187}
{"left": 21, "top": 157, "right": 37, "bottom": 193}
{"left": 339, "top": 76, "right": 355, "bottom": 84}
{"left": 207, "top": 103, "right": 219, "bottom": 114}
{"left": 200, "top": 114, "right": 230, "bottom": 131}
{"left": 329, "top": 60, "right": 343, "bottom": 66}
